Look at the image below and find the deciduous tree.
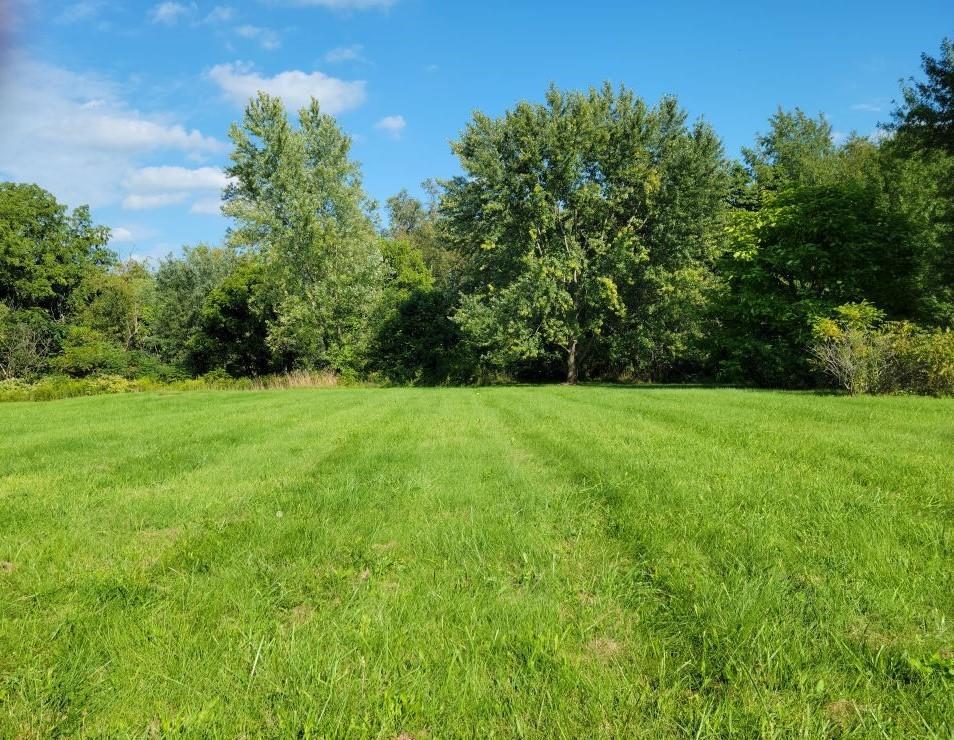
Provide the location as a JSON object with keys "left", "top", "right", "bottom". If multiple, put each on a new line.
{"left": 443, "top": 84, "right": 726, "bottom": 382}
{"left": 224, "top": 93, "right": 384, "bottom": 372}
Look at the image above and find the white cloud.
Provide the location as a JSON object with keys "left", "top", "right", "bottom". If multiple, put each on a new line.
{"left": 149, "top": 2, "right": 195, "bottom": 25}
{"left": 111, "top": 227, "right": 134, "bottom": 242}
{"left": 235, "top": 25, "right": 281, "bottom": 51}
{"left": 122, "top": 166, "right": 230, "bottom": 212}
{"left": 56, "top": 113, "right": 221, "bottom": 153}
{"left": 283, "top": 0, "right": 395, "bottom": 8}
{"left": 109, "top": 225, "right": 158, "bottom": 244}
{"left": 0, "top": 57, "right": 224, "bottom": 207}
{"left": 190, "top": 197, "right": 223, "bottom": 215}
{"left": 375, "top": 114, "right": 406, "bottom": 138}
{"left": 324, "top": 44, "right": 365, "bottom": 63}
{"left": 56, "top": 1, "right": 104, "bottom": 23}
{"left": 207, "top": 62, "right": 366, "bottom": 114}
{"left": 204, "top": 5, "right": 235, "bottom": 23}
{"left": 850, "top": 102, "right": 883, "bottom": 113}
{"left": 122, "top": 193, "right": 188, "bottom": 210}
{"left": 124, "top": 166, "right": 230, "bottom": 192}
{"left": 121, "top": 166, "right": 230, "bottom": 212}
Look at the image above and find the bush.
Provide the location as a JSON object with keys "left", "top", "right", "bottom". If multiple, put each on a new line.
{"left": 918, "top": 330, "right": 954, "bottom": 395}
{"left": 0, "top": 368, "right": 347, "bottom": 402}
{"left": 811, "top": 302, "right": 893, "bottom": 394}
{"left": 52, "top": 326, "right": 128, "bottom": 377}
{"left": 0, "top": 377, "right": 30, "bottom": 399}
{"left": 890, "top": 323, "right": 954, "bottom": 396}
{"left": 0, "top": 307, "right": 60, "bottom": 379}
{"left": 811, "top": 303, "right": 954, "bottom": 396}
{"left": 0, "top": 374, "right": 141, "bottom": 402}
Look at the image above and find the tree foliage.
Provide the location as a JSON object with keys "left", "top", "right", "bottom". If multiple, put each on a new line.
{"left": 890, "top": 37, "right": 954, "bottom": 155}
{"left": 224, "top": 93, "right": 384, "bottom": 372}
{"left": 188, "top": 258, "right": 278, "bottom": 377}
{"left": 1, "top": 43, "right": 953, "bottom": 396}
{"left": 443, "top": 84, "right": 726, "bottom": 382}
{"left": 153, "top": 245, "right": 238, "bottom": 366}
{"left": 714, "top": 110, "right": 945, "bottom": 386}
{"left": 0, "top": 183, "right": 112, "bottom": 317}
{"left": 386, "top": 185, "right": 459, "bottom": 287}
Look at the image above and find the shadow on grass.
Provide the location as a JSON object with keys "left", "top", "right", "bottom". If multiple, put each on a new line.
{"left": 377, "top": 380, "right": 847, "bottom": 396}
{"left": 576, "top": 381, "right": 846, "bottom": 396}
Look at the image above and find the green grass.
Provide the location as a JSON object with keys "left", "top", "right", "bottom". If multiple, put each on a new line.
{"left": 1, "top": 387, "right": 952, "bottom": 737}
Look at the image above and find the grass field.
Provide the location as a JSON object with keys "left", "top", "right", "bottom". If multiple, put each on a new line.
{"left": 1, "top": 387, "right": 952, "bottom": 737}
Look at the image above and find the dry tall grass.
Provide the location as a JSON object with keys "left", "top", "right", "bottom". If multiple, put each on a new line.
{"left": 252, "top": 370, "right": 339, "bottom": 390}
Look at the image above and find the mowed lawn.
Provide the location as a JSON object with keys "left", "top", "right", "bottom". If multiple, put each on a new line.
{"left": 0, "top": 387, "right": 952, "bottom": 737}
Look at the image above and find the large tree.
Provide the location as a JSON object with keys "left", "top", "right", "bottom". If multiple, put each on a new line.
{"left": 188, "top": 258, "right": 279, "bottom": 377}
{"left": 152, "top": 244, "right": 238, "bottom": 367}
{"left": 889, "top": 37, "right": 954, "bottom": 155}
{"left": 715, "top": 110, "right": 939, "bottom": 385}
{"left": 717, "top": 177, "right": 920, "bottom": 385}
{"left": 443, "top": 84, "right": 726, "bottom": 382}
{"left": 0, "top": 182, "right": 112, "bottom": 318}
{"left": 73, "top": 259, "right": 155, "bottom": 352}
{"left": 0, "top": 183, "right": 113, "bottom": 378}
{"left": 223, "top": 93, "right": 384, "bottom": 373}
{"left": 742, "top": 108, "right": 837, "bottom": 187}
{"left": 886, "top": 38, "right": 954, "bottom": 325}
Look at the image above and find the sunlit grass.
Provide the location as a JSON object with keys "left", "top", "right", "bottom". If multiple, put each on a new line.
{"left": 1, "top": 386, "right": 952, "bottom": 736}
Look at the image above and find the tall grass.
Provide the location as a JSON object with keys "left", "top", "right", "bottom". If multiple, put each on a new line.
{"left": 0, "top": 369, "right": 342, "bottom": 402}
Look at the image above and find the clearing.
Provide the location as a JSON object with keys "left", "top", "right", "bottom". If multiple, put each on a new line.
{"left": 0, "top": 387, "right": 952, "bottom": 736}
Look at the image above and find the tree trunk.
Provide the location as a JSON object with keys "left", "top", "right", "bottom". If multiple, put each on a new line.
{"left": 566, "top": 340, "right": 578, "bottom": 384}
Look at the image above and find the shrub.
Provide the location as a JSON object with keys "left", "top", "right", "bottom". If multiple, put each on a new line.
{"left": 810, "top": 302, "right": 893, "bottom": 395}
{"left": 52, "top": 326, "right": 128, "bottom": 377}
{"left": 0, "top": 374, "right": 141, "bottom": 402}
{"left": 0, "top": 377, "right": 31, "bottom": 400}
{"left": 890, "top": 323, "right": 954, "bottom": 396}
{"left": 0, "top": 368, "right": 350, "bottom": 402}
{"left": 0, "top": 307, "right": 60, "bottom": 379}
{"left": 918, "top": 329, "right": 954, "bottom": 395}
{"left": 811, "top": 303, "right": 954, "bottom": 396}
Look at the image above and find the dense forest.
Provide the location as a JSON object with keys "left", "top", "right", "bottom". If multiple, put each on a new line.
{"left": 2, "top": 39, "right": 952, "bottom": 395}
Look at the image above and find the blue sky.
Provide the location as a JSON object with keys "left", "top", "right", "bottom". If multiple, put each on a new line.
{"left": 0, "top": 0, "right": 950, "bottom": 260}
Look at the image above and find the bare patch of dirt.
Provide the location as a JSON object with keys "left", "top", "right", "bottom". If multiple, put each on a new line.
{"left": 848, "top": 621, "right": 896, "bottom": 653}
{"left": 287, "top": 603, "right": 315, "bottom": 626}
{"left": 358, "top": 568, "right": 371, "bottom": 581}
{"left": 0, "top": 560, "right": 14, "bottom": 573}
{"left": 584, "top": 636, "right": 623, "bottom": 662}
{"left": 826, "top": 699, "right": 860, "bottom": 728}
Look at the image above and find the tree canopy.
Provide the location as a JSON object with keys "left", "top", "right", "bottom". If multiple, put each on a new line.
{"left": 1, "top": 40, "right": 952, "bottom": 395}
{"left": 443, "top": 84, "right": 726, "bottom": 382}
{"left": 224, "top": 92, "right": 384, "bottom": 373}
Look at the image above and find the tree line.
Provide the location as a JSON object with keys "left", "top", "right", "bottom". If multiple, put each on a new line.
{"left": 2, "top": 39, "right": 952, "bottom": 394}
